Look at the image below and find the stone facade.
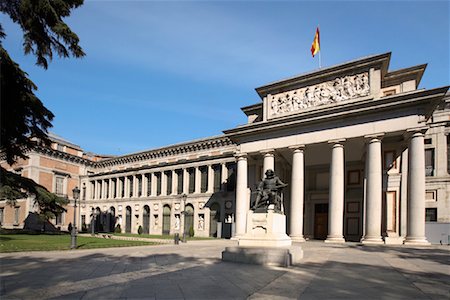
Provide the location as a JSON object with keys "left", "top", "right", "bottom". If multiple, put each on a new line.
{"left": 1, "top": 52, "right": 449, "bottom": 244}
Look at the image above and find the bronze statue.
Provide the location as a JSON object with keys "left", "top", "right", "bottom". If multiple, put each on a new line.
{"left": 251, "top": 169, "right": 287, "bottom": 213}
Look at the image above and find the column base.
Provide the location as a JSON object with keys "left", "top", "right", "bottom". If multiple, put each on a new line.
{"left": 361, "top": 237, "right": 384, "bottom": 245}
{"left": 290, "top": 235, "right": 306, "bottom": 243}
{"left": 384, "top": 236, "right": 404, "bottom": 245}
{"left": 404, "top": 237, "right": 430, "bottom": 246}
{"left": 324, "top": 236, "right": 345, "bottom": 243}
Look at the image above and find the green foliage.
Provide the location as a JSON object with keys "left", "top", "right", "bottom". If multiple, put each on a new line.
{"left": 0, "top": 166, "right": 68, "bottom": 221}
{"left": 138, "top": 225, "right": 143, "bottom": 235}
{"left": 189, "top": 225, "right": 194, "bottom": 237}
{"left": 114, "top": 224, "right": 122, "bottom": 234}
{"left": 0, "top": 0, "right": 85, "bottom": 165}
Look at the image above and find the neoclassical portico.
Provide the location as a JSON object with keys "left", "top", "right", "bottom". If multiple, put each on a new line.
{"left": 225, "top": 53, "right": 448, "bottom": 244}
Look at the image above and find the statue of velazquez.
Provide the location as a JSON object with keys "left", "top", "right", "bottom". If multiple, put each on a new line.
{"left": 251, "top": 169, "right": 288, "bottom": 213}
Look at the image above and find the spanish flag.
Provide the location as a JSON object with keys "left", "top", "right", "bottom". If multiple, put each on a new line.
{"left": 311, "top": 27, "right": 320, "bottom": 57}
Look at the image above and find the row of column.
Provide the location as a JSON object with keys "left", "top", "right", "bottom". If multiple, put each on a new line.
{"left": 234, "top": 130, "right": 429, "bottom": 245}
{"left": 90, "top": 163, "right": 229, "bottom": 200}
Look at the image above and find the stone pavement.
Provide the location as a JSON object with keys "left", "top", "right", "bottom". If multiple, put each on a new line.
{"left": 0, "top": 239, "right": 449, "bottom": 299}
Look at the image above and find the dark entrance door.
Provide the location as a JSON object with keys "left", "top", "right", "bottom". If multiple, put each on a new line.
{"left": 125, "top": 206, "right": 132, "bottom": 233}
{"left": 314, "top": 203, "right": 328, "bottom": 240}
{"left": 162, "top": 205, "right": 171, "bottom": 235}
{"left": 143, "top": 205, "right": 150, "bottom": 234}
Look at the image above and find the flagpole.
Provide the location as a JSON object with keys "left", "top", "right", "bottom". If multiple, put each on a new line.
{"left": 318, "top": 24, "right": 321, "bottom": 69}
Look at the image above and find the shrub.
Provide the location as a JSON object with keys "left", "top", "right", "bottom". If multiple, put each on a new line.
{"left": 189, "top": 225, "right": 194, "bottom": 237}
{"left": 114, "top": 224, "right": 121, "bottom": 233}
{"left": 138, "top": 225, "right": 143, "bottom": 235}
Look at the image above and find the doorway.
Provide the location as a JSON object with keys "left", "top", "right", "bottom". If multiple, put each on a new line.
{"left": 314, "top": 203, "right": 328, "bottom": 240}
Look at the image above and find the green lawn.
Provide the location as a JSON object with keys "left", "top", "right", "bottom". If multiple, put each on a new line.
{"left": 0, "top": 234, "right": 157, "bottom": 253}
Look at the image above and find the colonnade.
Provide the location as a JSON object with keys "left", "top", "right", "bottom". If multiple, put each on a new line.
{"left": 234, "top": 130, "right": 429, "bottom": 244}
{"left": 89, "top": 162, "right": 231, "bottom": 201}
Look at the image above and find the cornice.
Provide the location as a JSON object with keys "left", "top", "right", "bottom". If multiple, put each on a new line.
{"left": 94, "top": 135, "right": 236, "bottom": 168}
{"left": 34, "top": 145, "right": 95, "bottom": 166}
{"left": 224, "top": 86, "right": 449, "bottom": 140}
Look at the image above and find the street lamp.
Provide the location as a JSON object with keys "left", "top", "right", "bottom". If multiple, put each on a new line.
{"left": 181, "top": 193, "right": 187, "bottom": 243}
{"left": 71, "top": 186, "right": 80, "bottom": 250}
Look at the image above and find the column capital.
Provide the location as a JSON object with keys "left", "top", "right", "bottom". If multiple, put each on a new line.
{"left": 260, "top": 149, "right": 275, "bottom": 155}
{"left": 404, "top": 127, "right": 429, "bottom": 140}
{"left": 288, "top": 144, "right": 305, "bottom": 152}
{"left": 235, "top": 153, "right": 247, "bottom": 160}
{"left": 327, "top": 139, "right": 345, "bottom": 145}
{"left": 364, "top": 132, "right": 385, "bottom": 140}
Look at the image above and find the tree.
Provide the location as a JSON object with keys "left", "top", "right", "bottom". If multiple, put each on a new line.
{"left": 0, "top": 0, "right": 84, "bottom": 225}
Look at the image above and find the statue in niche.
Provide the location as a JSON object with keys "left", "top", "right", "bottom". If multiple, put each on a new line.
{"left": 251, "top": 169, "right": 288, "bottom": 214}
{"left": 198, "top": 215, "right": 204, "bottom": 231}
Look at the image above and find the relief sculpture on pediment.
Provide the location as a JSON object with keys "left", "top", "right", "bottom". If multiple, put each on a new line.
{"left": 269, "top": 72, "right": 369, "bottom": 117}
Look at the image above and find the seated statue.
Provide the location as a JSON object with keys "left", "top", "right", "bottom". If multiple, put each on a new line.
{"left": 251, "top": 169, "right": 288, "bottom": 213}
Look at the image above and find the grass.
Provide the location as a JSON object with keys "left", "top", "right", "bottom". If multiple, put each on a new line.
{"left": 0, "top": 234, "right": 157, "bottom": 253}
{"left": 113, "top": 232, "right": 216, "bottom": 240}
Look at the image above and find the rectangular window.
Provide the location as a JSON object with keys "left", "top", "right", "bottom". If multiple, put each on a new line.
{"left": 14, "top": 207, "right": 19, "bottom": 224}
{"left": 98, "top": 180, "right": 102, "bottom": 199}
{"left": 82, "top": 187, "right": 86, "bottom": 200}
{"left": 81, "top": 215, "right": 86, "bottom": 227}
{"left": 129, "top": 176, "right": 134, "bottom": 197}
{"left": 200, "top": 166, "right": 208, "bottom": 193}
{"left": 156, "top": 172, "right": 162, "bottom": 196}
{"left": 0, "top": 208, "right": 4, "bottom": 225}
{"left": 425, "top": 208, "right": 437, "bottom": 222}
{"left": 120, "top": 177, "right": 125, "bottom": 198}
{"left": 56, "top": 213, "right": 63, "bottom": 225}
{"left": 166, "top": 171, "right": 172, "bottom": 195}
{"left": 213, "top": 165, "right": 222, "bottom": 192}
{"left": 105, "top": 180, "right": 109, "bottom": 199}
{"left": 55, "top": 176, "right": 64, "bottom": 196}
{"left": 177, "top": 170, "right": 183, "bottom": 194}
{"left": 425, "top": 148, "right": 435, "bottom": 176}
{"left": 137, "top": 175, "right": 142, "bottom": 197}
{"left": 188, "top": 168, "right": 195, "bottom": 194}
{"left": 146, "top": 174, "right": 151, "bottom": 196}
{"left": 227, "top": 163, "right": 236, "bottom": 192}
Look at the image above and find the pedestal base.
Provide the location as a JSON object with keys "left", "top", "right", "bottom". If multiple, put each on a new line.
{"left": 325, "top": 237, "right": 345, "bottom": 243}
{"left": 222, "top": 246, "right": 303, "bottom": 267}
{"left": 384, "top": 236, "right": 404, "bottom": 245}
{"left": 361, "top": 237, "right": 384, "bottom": 245}
{"left": 404, "top": 237, "right": 431, "bottom": 246}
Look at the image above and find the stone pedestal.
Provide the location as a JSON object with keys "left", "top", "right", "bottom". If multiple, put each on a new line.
{"left": 238, "top": 210, "right": 292, "bottom": 247}
{"left": 222, "top": 210, "right": 302, "bottom": 267}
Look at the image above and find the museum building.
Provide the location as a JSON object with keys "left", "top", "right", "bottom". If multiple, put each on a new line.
{"left": 1, "top": 53, "right": 449, "bottom": 244}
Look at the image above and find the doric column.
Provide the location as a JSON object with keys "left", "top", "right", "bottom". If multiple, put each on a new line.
{"left": 151, "top": 173, "right": 157, "bottom": 197}
{"left": 195, "top": 167, "right": 201, "bottom": 194}
{"left": 221, "top": 163, "right": 228, "bottom": 191}
{"left": 161, "top": 171, "right": 167, "bottom": 196}
{"left": 235, "top": 154, "right": 248, "bottom": 238}
{"left": 289, "top": 146, "right": 305, "bottom": 242}
{"left": 183, "top": 168, "right": 189, "bottom": 194}
{"left": 94, "top": 180, "right": 99, "bottom": 199}
{"left": 207, "top": 165, "right": 214, "bottom": 193}
{"left": 172, "top": 170, "right": 177, "bottom": 195}
{"left": 325, "top": 140, "right": 346, "bottom": 243}
{"left": 133, "top": 175, "right": 138, "bottom": 198}
{"left": 362, "top": 136, "right": 383, "bottom": 244}
{"left": 262, "top": 149, "right": 275, "bottom": 176}
{"left": 405, "top": 131, "right": 430, "bottom": 245}
{"left": 115, "top": 178, "right": 120, "bottom": 198}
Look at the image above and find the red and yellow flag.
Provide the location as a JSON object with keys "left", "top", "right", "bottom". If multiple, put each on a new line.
{"left": 311, "top": 27, "right": 320, "bottom": 57}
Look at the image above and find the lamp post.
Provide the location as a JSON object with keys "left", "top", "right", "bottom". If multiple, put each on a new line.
{"left": 181, "top": 193, "right": 187, "bottom": 243}
{"left": 70, "top": 186, "right": 80, "bottom": 250}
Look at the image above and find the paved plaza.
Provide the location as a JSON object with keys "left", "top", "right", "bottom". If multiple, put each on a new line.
{"left": 0, "top": 239, "right": 449, "bottom": 299}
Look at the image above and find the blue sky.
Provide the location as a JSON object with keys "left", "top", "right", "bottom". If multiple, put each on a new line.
{"left": 2, "top": 0, "right": 449, "bottom": 155}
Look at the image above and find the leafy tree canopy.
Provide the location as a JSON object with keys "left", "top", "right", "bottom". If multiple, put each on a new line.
{"left": 0, "top": 0, "right": 84, "bottom": 222}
